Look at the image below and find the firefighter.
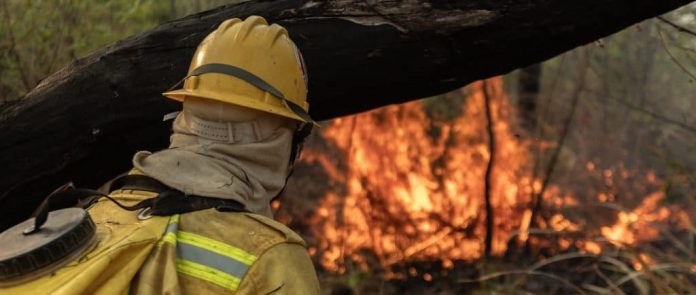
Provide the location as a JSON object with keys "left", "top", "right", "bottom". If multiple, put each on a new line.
{"left": 0, "top": 16, "right": 320, "bottom": 294}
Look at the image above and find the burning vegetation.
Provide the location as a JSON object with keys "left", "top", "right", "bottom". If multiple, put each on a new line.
{"left": 279, "top": 76, "right": 695, "bottom": 294}
{"left": 306, "top": 79, "right": 532, "bottom": 271}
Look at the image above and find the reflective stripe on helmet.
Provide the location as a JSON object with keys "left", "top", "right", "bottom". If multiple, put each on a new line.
{"left": 160, "top": 215, "right": 258, "bottom": 291}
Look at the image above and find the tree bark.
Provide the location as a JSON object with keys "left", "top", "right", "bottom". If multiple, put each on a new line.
{"left": 0, "top": 0, "right": 692, "bottom": 230}
{"left": 482, "top": 80, "right": 495, "bottom": 258}
{"left": 518, "top": 64, "right": 542, "bottom": 130}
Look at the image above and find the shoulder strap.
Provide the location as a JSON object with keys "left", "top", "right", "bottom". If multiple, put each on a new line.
{"left": 27, "top": 175, "right": 248, "bottom": 234}
{"left": 109, "top": 174, "right": 249, "bottom": 216}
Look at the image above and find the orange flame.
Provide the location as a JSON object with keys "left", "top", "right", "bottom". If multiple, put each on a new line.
{"left": 305, "top": 78, "right": 537, "bottom": 272}
{"left": 597, "top": 190, "right": 687, "bottom": 248}
{"left": 297, "top": 77, "right": 687, "bottom": 273}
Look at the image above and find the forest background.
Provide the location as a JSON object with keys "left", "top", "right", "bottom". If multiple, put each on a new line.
{"left": 1, "top": 0, "right": 696, "bottom": 294}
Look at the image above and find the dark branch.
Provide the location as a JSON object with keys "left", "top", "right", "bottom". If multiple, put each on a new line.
{"left": 527, "top": 49, "right": 591, "bottom": 243}
{"left": 0, "top": 0, "right": 693, "bottom": 230}
{"left": 657, "top": 16, "right": 696, "bottom": 37}
{"left": 482, "top": 80, "right": 496, "bottom": 258}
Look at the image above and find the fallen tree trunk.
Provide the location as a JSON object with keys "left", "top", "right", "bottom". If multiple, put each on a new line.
{"left": 0, "top": 0, "right": 692, "bottom": 229}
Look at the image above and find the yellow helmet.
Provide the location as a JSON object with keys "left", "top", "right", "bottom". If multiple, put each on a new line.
{"left": 163, "top": 16, "right": 315, "bottom": 125}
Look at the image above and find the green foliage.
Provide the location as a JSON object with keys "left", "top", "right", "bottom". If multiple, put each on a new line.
{"left": 0, "top": 0, "right": 240, "bottom": 103}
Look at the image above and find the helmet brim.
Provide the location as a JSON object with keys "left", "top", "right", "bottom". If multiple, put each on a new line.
{"left": 163, "top": 89, "right": 320, "bottom": 127}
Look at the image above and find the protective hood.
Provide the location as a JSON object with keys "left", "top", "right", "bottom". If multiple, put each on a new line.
{"left": 133, "top": 98, "right": 294, "bottom": 217}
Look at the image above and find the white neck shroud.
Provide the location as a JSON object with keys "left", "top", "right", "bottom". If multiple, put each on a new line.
{"left": 133, "top": 97, "right": 294, "bottom": 217}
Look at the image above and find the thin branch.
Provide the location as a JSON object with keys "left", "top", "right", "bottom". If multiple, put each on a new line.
{"left": 606, "top": 95, "right": 696, "bottom": 134}
{"left": 657, "top": 28, "right": 696, "bottom": 68}
{"left": 658, "top": 28, "right": 696, "bottom": 82}
{"left": 668, "top": 42, "right": 696, "bottom": 54}
{"left": 1, "top": 1, "right": 33, "bottom": 91}
{"left": 482, "top": 79, "right": 496, "bottom": 258}
{"left": 527, "top": 49, "right": 591, "bottom": 244}
{"left": 47, "top": 3, "right": 69, "bottom": 74}
{"left": 516, "top": 56, "right": 566, "bottom": 251}
{"left": 657, "top": 16, "right": 696, "bottom": 38}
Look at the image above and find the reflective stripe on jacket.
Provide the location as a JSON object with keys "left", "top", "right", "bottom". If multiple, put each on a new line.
{"left": 132, "top": 208, "right": 320, "bottom": 294}
{"left": 160, "top": 215, "right": 258, "bottom": 291}
{"left": 1, "top": 189, "right": 320, "bottom": 294}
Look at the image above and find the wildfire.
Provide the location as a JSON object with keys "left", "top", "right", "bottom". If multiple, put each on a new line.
{"left": 596, "top": 189, "right": 689, "bottom": 249}
{"left": 296, "top": 77, "right": 688, "bottom": 275}
{"left": 304, "top": 78, "right": 533, "bottom": 272}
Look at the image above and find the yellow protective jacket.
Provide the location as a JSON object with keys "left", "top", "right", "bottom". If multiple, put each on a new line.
{"left": 2, "top": 188, "right": 320, "bottom": 294}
